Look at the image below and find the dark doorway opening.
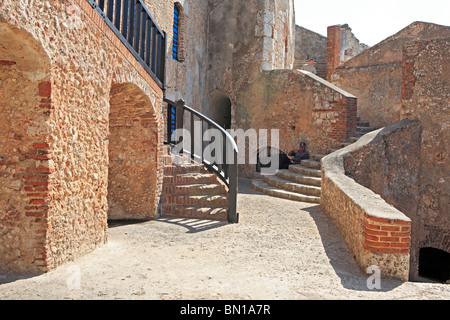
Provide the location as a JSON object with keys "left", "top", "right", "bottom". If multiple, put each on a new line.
{"left": 209, "top": 90, "right": 232, "bottom": 130}
{"left": 418, "top": 247, "right": 450, "bottom": 283}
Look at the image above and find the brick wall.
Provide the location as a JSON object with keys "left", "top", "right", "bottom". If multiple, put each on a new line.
{"left": 363, "top": 214, "right": 411, "bottom": 255}
{"left": 326, "top": 25, "right": 341, "bottom": 82}
{"left": 329, "top": 95, "right": 357, "bottom": 143}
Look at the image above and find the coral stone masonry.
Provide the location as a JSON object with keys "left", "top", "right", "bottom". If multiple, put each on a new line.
{"left": 0, "top": 0, "right": 163, "bottom": 273}
{"left": 0, "top": 0, "right": 448, "bottom": 285}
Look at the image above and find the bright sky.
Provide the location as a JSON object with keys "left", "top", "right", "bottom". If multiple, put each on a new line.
{"left": 294, "top": 0, "right": 450, "bottom": 46}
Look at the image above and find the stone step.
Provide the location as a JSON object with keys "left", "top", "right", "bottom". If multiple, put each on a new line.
{"left": 300, "top": 159, "right": 321, "bottom": 170}
{"left": 288, "top": 164, "right": 322, "bottom": 178}
{"left": 357, "top": 126, "right": 377, "bottom": 133}
{"left": 263, "top": 175, "right": 321, "bottom": 197}
{"left": 327, "top": 148, "right": 339, "bottom": 154}
{"left": 311, "top": 153, "right": 326, "bottom": 162}
{"left": 357, "top": 120, "right": 371, "bottom": 127}
{"left": 163, "top": 172, "right": 216, "bottom": 185}
{"left": 162, "top": 194, "right": 228, "bottom": 207}
{"left": 163, "top": 163, "right": 205, "bottom": 175}
{"left": 162, "top": 205, "right": 228, "bottom": 221}
{"left": 276, "top": 170, "right": 321, "bottom": 187}
{"left": 251, "top": 179, "right": 320, "bottom": 204}
{"left": 163, "top": 153, "right": 192, "bottom": 165}
{"left": 163, "top": 183, "right": 227, "bottom": 196}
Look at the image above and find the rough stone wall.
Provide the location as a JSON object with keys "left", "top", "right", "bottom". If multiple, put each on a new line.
{"left": 340, "top": 25, "right": 369, "bottom": 63}
{"left": 0, "top": 27, "right": 52, "bottom": 271}
{"left": 336, "top": 37, "right": 450, "bottom": 280}
{"left": 0, "top": 0, "right": 164, "bottom": 273}
{"left": 108, "top": 83, "right": 160, "bottom": 220}
{"left": 321, "top": 130, "right": 411, "bottom": 281}
{"left": 331, "top": 22, "right": 450, "bottom": 128}
{"left": 143, "top": 0, "right": 209, "bottom": 114}
{"left": 400, "top": 37, "right": 450, "bottom": 279}
{"left": 206, "top": 0, "right": 295, "bottom": 124}
{"left": 235, "top": 69, "right": 357, "bottom": 177}
{"left": 294, "top": 25, "right": 327, "bottom": 78}
{"left": 326, "top": 24, "right": 368, "bottom": 82}
{"left": 344, "top": 120, "right": 422, "bottom": 212}
{"left": 270, "top": 0, "right": 295, "bottom": 70}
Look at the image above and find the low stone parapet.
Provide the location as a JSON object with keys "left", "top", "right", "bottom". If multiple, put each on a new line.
{"left": 320, "top": 129, "right": 411, "bottom": 281}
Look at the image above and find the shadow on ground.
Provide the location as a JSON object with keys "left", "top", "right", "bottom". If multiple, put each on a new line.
{"left": 239, "top": 177, "right": 404, "bottom": 292}
{"left": 154, "top": 217, "right": 228, "bottom": 234}
{"left": 0, "top": 271, "right": 43, "bottom": 285}
{"left": 303, "top": 204, "right": 404, "bottom": 292}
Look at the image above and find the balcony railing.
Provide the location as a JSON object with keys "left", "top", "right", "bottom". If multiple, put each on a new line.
{"left": 88, "top": 0, "right": 166, "bottom": 88}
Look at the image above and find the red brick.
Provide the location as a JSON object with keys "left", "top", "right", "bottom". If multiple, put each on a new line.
{"left": 0, "top": 60, "right": 16, "bottom": 65}
{"left": 38, "top": 81, "right": 51, "bottom": 97}
{"left": 381, "top": 225, "right": 401, "bottom": 232}
{"left": 364, "top": 228, "right": 389, "bottom": 237}
{"left": 33, "top": 143, "right": 50, "bottom": 149}
{"left": 29, "top": 199, "right": 47, "bottom": 205}
{"left": 26, "top": 167, "right": 54, "bottom": 174}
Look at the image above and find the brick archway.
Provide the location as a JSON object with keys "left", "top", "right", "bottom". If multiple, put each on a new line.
{"left": 108, "top": 82, "right": 160, "bottom": 221}
{"left": 0, "top": 22, "right": 52, "bottom": 272}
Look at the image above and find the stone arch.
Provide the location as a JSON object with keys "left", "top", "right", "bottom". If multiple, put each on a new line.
{"left": 414, "top": 229, "right": 450, "bottom": 282}
{"left": 208, "top": 90, "right": 232, "bottom": 130}
{"left": 418, "top": 247, "right": 450, "bottom": 283}
{"left": 0, "top": 22, "right": 53, "bottom": 272}
{"left": 108, "top": 82, "right": 160, "bottom": 221}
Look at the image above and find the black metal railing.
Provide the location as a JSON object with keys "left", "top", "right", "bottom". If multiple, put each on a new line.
{"left": 88, "top": 0, "right": 166, "bottom": 88}
{"left": 164, "top": 99, "right": 239, "bottom": 223}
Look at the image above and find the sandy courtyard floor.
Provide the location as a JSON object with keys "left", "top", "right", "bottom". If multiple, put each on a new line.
{"left": 0, "top": 178, "right": 449, "bottom": 300}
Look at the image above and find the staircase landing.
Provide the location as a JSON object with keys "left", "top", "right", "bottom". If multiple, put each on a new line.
{"left": 251, "top": 118, "right": 378, "bottom": 204}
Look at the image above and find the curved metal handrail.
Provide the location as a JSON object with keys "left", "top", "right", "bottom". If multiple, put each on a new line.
{"left": 163, "top": 98, "right": 239, "bottom": 223}
{"left": 183, "top": 104, "right": 239, "bottom": 153}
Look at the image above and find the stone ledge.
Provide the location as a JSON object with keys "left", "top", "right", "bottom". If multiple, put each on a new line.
{"left": 296, "top": 69, "right": 357, "bottom": 98}
{"left": 321, "top": 126, "right": 411, "bottom": 281}
{"left": 322, "top": 128, "right": 411, "bottom": 223}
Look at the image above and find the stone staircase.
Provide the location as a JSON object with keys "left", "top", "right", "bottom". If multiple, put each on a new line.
{"left": 161, "top": 147, "right": 229, "bottom": 221}
{"left": 251, "top": 118, "right": 377, "bottom": 204}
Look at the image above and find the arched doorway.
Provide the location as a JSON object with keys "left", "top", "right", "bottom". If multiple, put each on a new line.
{"left": 0, "top": 22, "right": 52, "bottom": 272}
{"left": 419, "top": 247, "right": 450, "bottom": 283}
{"left": 208, "top": 90, "right": 232, "bottom": 130}
{"left": 108, "top": 83, "right": 160, "bottom": 221}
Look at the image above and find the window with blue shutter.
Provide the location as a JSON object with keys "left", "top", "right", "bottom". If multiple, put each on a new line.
{"left": 173, "top": 4, "right": 180, "bottom": 60}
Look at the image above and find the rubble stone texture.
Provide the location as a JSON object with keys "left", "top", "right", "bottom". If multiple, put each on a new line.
{"left": 324, "top": 37, "right": 450, "bottom": 281}
{"left": 0, "top": 0, "right": 164, "bottom": 273}
{"left": 331, "top": 22, "right": 450, "bottom": 128}
{"left": 0, "top": 0, "right": 448, "bottom": 284}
